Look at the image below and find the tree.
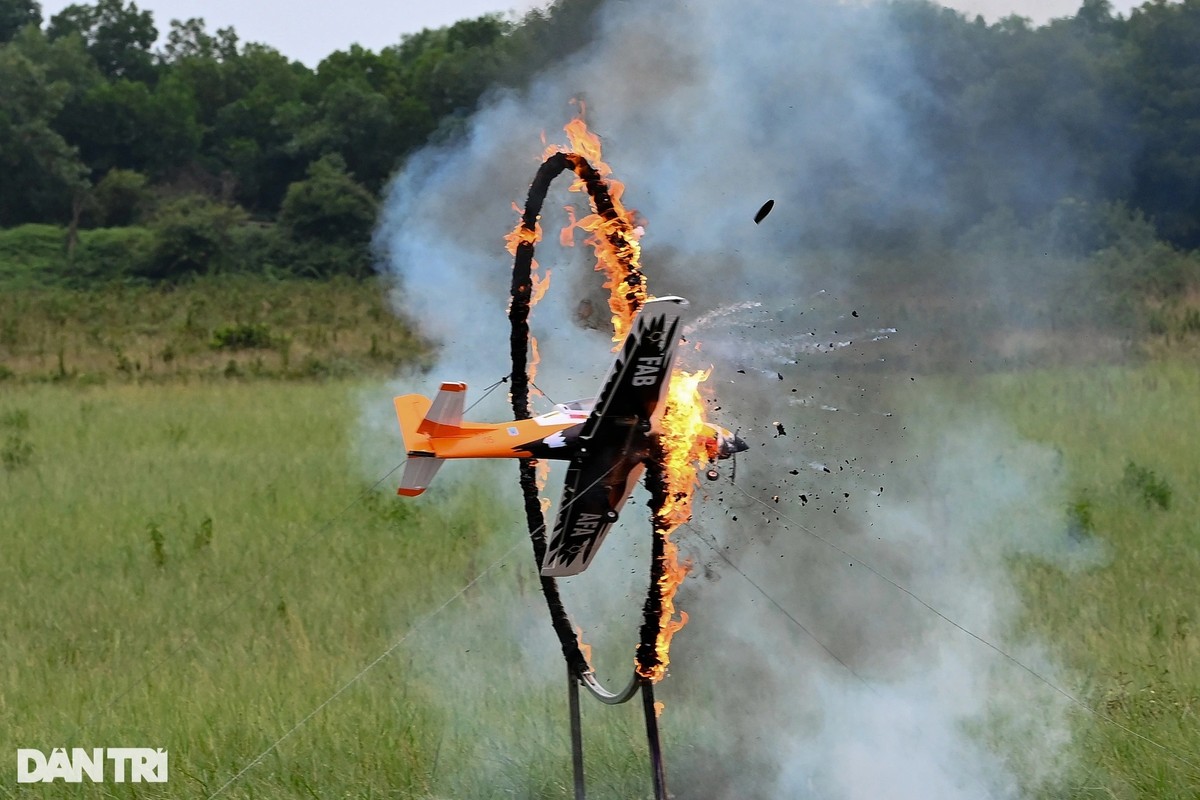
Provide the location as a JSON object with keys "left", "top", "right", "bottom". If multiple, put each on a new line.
{"left": 0, "top": 0, "right": 40, "bottom": 42}
{"left": 0, "top": 37, "right": 89, "bottom": 226}
{"left": 47, "top": 0, "right": 157, "bottom": 81}
{"left": 290, "top": 79, "right": 400, "bottom": 192}
{"left": 278, "top": 154, "right": 377, "bottom": 277}
{"left": 159, "top": 16, "right": 238, "bottom": 63}
{"left": 1123, "top": 0, "right": 1200, "bottom": 248}
{"left": 65, "top": 75, "right": 199, "bottom": 178}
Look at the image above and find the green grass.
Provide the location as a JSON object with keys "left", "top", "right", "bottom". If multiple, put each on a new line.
{"left": 0, "top": 381, "right": 658, "bottom": 798}
{"left": 975, "top": 361, "right": 1200, "bottom": 798}
{"left": 2, "top": 358, "right": 1199, "bottom": 797}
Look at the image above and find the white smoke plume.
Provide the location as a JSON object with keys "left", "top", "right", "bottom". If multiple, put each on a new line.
{"left": 373, "top": 0, "right": 1104, "bottom": 796}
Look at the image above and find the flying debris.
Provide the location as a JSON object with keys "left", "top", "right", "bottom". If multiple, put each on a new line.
{"left": 394, "top": 297, "right": 748, "bottom": 577}
{"left": 754, "top": 199, "right": 775, "bottom": 224}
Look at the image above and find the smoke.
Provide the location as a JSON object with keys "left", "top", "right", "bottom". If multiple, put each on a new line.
{"left": 371, "top": 0, "right": 1108, "bottom": 796}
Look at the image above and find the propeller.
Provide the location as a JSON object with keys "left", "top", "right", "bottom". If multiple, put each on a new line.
{"left": 730, "top": 427, "right": 740, "bottom": 485}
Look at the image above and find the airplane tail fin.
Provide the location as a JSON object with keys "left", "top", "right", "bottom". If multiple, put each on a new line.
{"left": 393, "top": 382, "right": 467, "bottom": 496}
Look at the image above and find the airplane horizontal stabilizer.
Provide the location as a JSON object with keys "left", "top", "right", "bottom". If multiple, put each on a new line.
{"left": 398, "top": 454, "right": 444, "bottom": 497}
{"left": 393, "top": 389, "right": 454, "bottom": 496}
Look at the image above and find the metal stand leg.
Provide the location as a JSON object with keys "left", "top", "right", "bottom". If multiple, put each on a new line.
{"left": 641, "top": 681, "right": 667, "bottom": 800}
{"left": 568, "top": 666, "right": 586, "bottom": 800}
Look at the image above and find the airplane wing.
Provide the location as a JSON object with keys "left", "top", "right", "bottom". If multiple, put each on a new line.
{"left": 541, "top": 297, "right": 686, "bottom": 577}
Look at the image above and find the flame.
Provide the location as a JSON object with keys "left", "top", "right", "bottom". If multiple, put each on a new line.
{"left": 507, "top": 220, "right": 551, "bottom": 307}
{"left": 542, "top": 105, "right": 647, "bottom": 345}
{"left": 528, "top": 105, "right": 714, "bottom": 685}
{"left": 635, "top": 368, "right": 710, "bottom": 683}
{"left": 653, "top": 701, "right": 665, "bottom": 718}
{"left": 529, "top": 334, "right": 542, "bottom": 391}
{"left": 531, "top": 270, "right": 552, "bottom": 307}
{"left": 575, "top": 625, "right": 594, "bottom": 668}
{"left": 504, "top": 219, "right": 542, "bottom": 255}
{"left": 509, "top": 218, "right": 547, "bottom": 392}
{"left": 536, "top": 459, "right": 552, "bottom": 515}
{"left": 559, "top": 205, "right": 579, "bottom": 247}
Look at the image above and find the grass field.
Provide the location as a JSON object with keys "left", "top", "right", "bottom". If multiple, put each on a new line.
{"left": 1, "top": 352, "right": 1198, "bottom": 797}
{"left": 981, "top": 362, "right": 1200, "bottom": 798}
{"left": 0, "top": 380, "right": 662, "bottom": 799}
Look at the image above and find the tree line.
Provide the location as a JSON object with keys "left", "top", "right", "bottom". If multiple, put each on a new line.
{"left": 0, "top": 0, "right": 1197, "bottom": 281}
{"left": 0, "top": 0, "right": 605, "bottom": 279}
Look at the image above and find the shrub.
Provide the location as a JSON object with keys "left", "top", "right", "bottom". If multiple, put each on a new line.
{"left": 139, "top": 196, "right": 248, "bottom": 280}
{"left": 1122, "top": 461, "right": 1173, "bottom": 511}
{"left": 1181, "top": 309, "right": 1200, "bottom": 336}
{"left": 277, "top": 155, "right": 377, "bottom": 278}
{"left": 0, "top": 224, "right": 66, "bottom": 285}
{"left": 211, "top": 323, "right": 273, "bottom": 350}
{"left": 1067, "top": 492, "right": 1095, "bottom": 540}
{"left": 70, "top": 226, "right": 154, "bottom": 281}
{"left": 227, "top": 223, "right": 288, "bottom": 275}
{"left": 1, "top": 434, "right": 33, "bottom": 470}
{"left": 90, "top": 169, "right": 151, "bottom": 227}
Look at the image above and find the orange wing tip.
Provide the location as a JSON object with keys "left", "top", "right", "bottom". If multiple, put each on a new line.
{"left": 397, "top": 487, "right": 426, "bottom": 497}
{"left": 438, "top": 381, "right": 467, "bottom": 392}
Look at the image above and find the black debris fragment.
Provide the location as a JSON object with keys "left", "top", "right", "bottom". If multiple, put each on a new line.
{"left": 754, "top": 199, "right": 775, "bottom": 224}
{"left": 789, "top": 469, "right": 799, "bottom": 475}
{"left": 852, "top": 310, "right": 859, "bottom": 317}
{"left": 773, "top": 421, "right": 787, "bottom": 436}
{"left": 800, "top": 494, "right": 808, "bottom": 505}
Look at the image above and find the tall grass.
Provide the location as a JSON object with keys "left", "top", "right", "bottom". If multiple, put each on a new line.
{"left": 0, "top": 277, "right": 427, "bottom": 384}
{"left": 972, "top": 361, "right": 1200, "bottom": 798}
{"left": 0, "top": 381, "right": 659, "bottom": 798}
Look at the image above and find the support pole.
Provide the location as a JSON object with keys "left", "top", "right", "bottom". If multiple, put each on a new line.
{"left": 568, "top": 666, "right": 586, "bottom": 800}
{"left": 641, "top": 681, "right": 667, "bottom": 800}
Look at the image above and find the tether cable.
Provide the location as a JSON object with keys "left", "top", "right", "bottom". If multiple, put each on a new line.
{"left": 203, "top": 456, "right": 630, "bottom": 799}
{"left": 685, "top": 521, "right": 878, "bottom": 695}
{"left": 204, "top": 539, "right": 524, "bottom": 800}
{"left": 464, "top": 373, "right": 510, "bottom": 414}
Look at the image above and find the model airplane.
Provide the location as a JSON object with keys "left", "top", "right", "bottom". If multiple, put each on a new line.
{"left": 393, "top": 296, "right": 747, "bottom": 577}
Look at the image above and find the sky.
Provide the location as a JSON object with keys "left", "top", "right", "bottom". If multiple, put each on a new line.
{"left": 36, "top": 0, "right": 1145, "bottom": 66}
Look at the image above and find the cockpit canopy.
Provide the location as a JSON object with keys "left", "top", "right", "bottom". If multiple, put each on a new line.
{"left": 555, "top": 398, "right": 596, "bottom": 417}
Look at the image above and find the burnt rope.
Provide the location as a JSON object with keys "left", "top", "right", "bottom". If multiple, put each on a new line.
{"left": 508, "top": 150, "right": 660, "bottom": 684}
{"left": 637, "top": 441, "right": 671, "bottom": 678}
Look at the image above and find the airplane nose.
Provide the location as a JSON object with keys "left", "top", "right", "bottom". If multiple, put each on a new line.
{"left": 733, "top": 434, "right": 749, "bottom": 453}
